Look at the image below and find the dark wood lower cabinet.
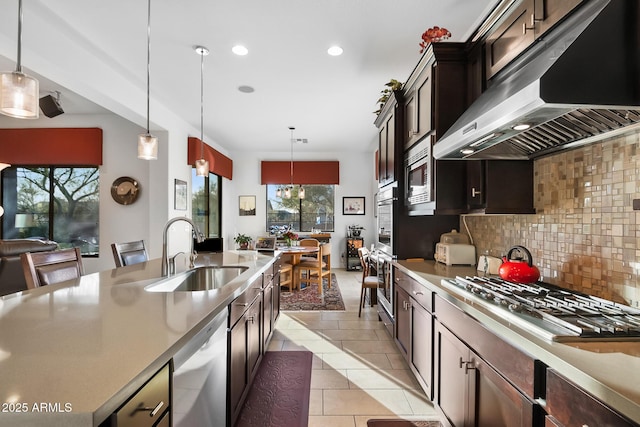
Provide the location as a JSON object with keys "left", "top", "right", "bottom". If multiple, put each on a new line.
{"left": 545, "top": 369, "right": 638, "bottom": 427}
{"left": 435, "top": 321, "right": 539, "bottom": 427}
{"left": 394, "top": 286, "right": 411, "bottom": 359}
{"left": 228, "top": 291, "right": 262, "bottom": 426}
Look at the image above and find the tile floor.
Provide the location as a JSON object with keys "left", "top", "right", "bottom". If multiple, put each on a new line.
{"left": 266, "top": 268, "right": 442, "bottom": 427}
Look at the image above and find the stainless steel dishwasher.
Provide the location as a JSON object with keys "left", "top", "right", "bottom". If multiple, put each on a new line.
{"left": 172, "top": 309, "right": 228, "bottom": 427}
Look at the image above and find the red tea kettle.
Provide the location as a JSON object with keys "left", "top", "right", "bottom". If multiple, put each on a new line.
{"left": 498, "top": 246, "right": 540, "bottom": 284}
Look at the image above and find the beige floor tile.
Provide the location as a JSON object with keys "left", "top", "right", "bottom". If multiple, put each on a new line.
{"left": 322, "top": 329, "right": 381, "bottom": 341}
{"left": 311, "top": 368, "right": 350, "bottom": 389}
{"left": 284, "top": 319, "right": 341, "bottom": 330}
{"left": 309, "top": 389, "right": 323, "bottom": 415}
{"left": 323, "top": 389, "right": 413, "bottom": 416}
{"left": 321, "top": 311, "right": 363, "bottom": 321}
{"left": 322, "top": 352, "right": 393, "bottom": 370}
{"left": 273, "top": 328, "right": 327, "bottom": 341}
{"left": 347, "top": 368, "right": 420, "bottom": 390}
{"left": 375, "top": 329, "right": 393, "bottom": 341}
{"left": 342, "top": 340, "right": 399, "bottom": 354}
{"left": 403, "top": 389, "right": 438, "bottom": 416}
{"left": 338, "top": 320, "right": 385, "bottom": 330}
{"left": 266, "top": 339, "right": 284, "bottom": 351}
{"left": 282, "top": 339, "right": 343, "bottom": 353}
{"left": 309, "top": 415, "right": 356, "bottom": 427}
{"left": 386, "top": 353, "right": 410, "bottom": 370}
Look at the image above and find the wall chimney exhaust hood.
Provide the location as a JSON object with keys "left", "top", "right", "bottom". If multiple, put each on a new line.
{"left": 433, "top": 0, "right": 640, "bottom": 160}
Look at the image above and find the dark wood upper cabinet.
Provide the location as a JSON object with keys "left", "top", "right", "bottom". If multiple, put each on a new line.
{"left": 485, "top": 0, "right": 584, "bottom": 79}
{"left": 403, "top": 43, "right": 468, "bottom": 149}
{"left": 466, "top": 160, "right": 535, "bottom": 214}
{"left": 375, "top": 91, "right": 403, "bottom": 187}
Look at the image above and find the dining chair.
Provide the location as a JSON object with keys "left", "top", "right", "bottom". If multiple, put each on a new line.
{"left": 111, "top": 240, "right": 149, "bottom": 267}
{"left": 297, "top": 238, "right": 320, "bottom": 263}
{"left": 295, "top": 241, "right": 331, "bottom": 294}
{"left": 280, "top": 262, "right": 294, "bottom": 292}
{"left": 20, "top": 247, "right": 84, "bottom": 289}
{"left": 358, "top": 247, "right": 379, "bottom": 317}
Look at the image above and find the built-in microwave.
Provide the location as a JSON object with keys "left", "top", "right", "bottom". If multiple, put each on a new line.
{"left": 405, "top": 136, "right": 434, "bottom": 213}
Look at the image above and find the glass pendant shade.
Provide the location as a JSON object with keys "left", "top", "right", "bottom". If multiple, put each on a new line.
{"left": 284, "top": 187, "right": 292, "bottom": 199}
{"left": 195, "top": 158, "right": 209, "bottom": 176}
{"left": 0, "top": 71, "right": 39, "bottom": 119}
{"left": 276, "top": 187, "right": 282, "bottom": 198}
{"left": 299, "top": 186, "right": 305, "bottom": 199}
{"left": 137, "top": 133, "right": 158, "bottom": 159}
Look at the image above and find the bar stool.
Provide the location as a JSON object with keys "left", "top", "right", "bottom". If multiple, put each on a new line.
{"left": 358, "top": 247, "right": 378, "bottom": 317}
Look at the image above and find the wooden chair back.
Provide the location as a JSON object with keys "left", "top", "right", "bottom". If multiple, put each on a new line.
{"left": 21, "top": 247, "right": 84, "bottom": 289}
{"left": 111, "top": 240, "right": 148, "bottom": 267}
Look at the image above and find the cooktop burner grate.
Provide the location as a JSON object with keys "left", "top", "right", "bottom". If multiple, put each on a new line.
{"left": 445, "top": 276, "right": 640, "bottom": 341}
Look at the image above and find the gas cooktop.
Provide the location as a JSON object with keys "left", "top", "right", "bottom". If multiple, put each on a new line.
{"left": 443, "top": 276, "right": 640, "bottom": 342}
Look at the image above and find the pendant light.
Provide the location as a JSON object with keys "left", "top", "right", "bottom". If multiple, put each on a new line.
{"left": 137, "top": 0, "right": 158, "bottom": 160}
{"left": 284, "top": 127, "right": 305, "bottom": 200}
{"left": 194, "top": 45, "right": 210, "bottom": 176}
{"left": 0, "top": 0, "right": 39, "bottom": 119}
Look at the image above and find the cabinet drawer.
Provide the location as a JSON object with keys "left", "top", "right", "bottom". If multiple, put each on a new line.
{"left": 435, "top": 294, "right": 539, "bottom": 400}
{"left": 114, "top": 363, "right": 170, "bottom": 427}
{"left": 410, "top": 279, "right": 433, "bottom": 312}
{"left": 229, "top": 276, "right": 262, "bottom": 327}
{"left": 545, "top": 369, "right": 637, "bottom": 427}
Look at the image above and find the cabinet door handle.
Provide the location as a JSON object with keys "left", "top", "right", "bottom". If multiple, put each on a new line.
{"left": 247, "top": 315, "right": 255, "bottom": 324}
{"left": 234, "top": 302, "right": 249, "bottom": 307}
{"left": 134, "top": 400, "right": 165, "bottom": 417}
{"left": 471, "top": 187, "right": 481, "bottom": 198}
{"left": 522, "top": 14, "right": 535, "bottom": 34}
{"left": 412, "top": 291, "right": 423, "bottom": 296}
{"left": 459, "top": 357, "right": 476, "bottom": 374}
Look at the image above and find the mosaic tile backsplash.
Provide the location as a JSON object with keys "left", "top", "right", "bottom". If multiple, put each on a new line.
{"left": 461, "top": 131, "right": 640, "bottom": 306}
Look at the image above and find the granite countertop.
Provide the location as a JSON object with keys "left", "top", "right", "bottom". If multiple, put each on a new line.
{"left": 0, "top": 251, "right": 276, "bottom": 427}
{"left": 395, "top": 259, "right": 640, "bottom": 425}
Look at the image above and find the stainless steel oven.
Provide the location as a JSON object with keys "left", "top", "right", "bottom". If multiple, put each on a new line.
{"left": 375, "top": 185, "right": 397, "bottom": 334}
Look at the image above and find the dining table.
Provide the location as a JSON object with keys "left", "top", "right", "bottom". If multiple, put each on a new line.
{"left": 277, "top": 245, "right": 319, "bottom": 290}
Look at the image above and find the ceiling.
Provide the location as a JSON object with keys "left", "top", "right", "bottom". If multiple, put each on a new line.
{"left": 0, "top": 0, "right": 500, "bottom": 154}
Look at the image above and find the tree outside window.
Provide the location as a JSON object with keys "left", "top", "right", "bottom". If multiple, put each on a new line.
{"left": 2, "top": 166, "right": 100, "bottom": 255}
{"left": 266, "top": 184, "right": 334, "bottom": 232}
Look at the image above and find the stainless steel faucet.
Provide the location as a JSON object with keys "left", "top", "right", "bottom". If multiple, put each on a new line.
{"left": 161, "top": 217, "right": 204, "bottom": 276}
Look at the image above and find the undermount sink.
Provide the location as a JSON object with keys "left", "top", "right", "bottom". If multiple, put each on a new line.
{"left": 145, "top": 266, "right": 249, "bottom": 292}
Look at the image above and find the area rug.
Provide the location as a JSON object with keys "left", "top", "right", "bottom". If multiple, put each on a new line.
{"left": 236, "top": 351, "right": 313, "bottom": 427}
{"left": 280, "top": 273, "right": 345, "bottom": 311}
{"left": 367, "top": 420, "right": 442, "bottom": 427}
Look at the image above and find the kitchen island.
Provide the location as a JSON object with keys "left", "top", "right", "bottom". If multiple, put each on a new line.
{"left": 395, "top": 260, "right": 640, "bottom": 426}
{"left": 0, "top": 251, "right": 277, "bottom": 427}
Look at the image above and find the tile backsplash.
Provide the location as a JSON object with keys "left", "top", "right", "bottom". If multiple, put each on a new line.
{"left": 462, "top": 131, "right": 640, "bottom": 305}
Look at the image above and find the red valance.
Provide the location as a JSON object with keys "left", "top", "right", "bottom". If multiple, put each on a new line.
{"left": 0, "top": 128, "right": 103, "bottom": 165}
{"left": 188, "top": 137, "right": 233, "bottom": 180}
{"left": 261, "top": 161, "right": 339, "bottom": 185}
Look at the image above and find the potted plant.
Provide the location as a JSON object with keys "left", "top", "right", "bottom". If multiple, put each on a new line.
{"left": 374, "top": 79, "right": 403, "bottom": 116}
{"left": 282, "top": 230, "right": 298, "bottom": 247}
{"left": 234, "top": 233, "right": 252, "bottom": 250}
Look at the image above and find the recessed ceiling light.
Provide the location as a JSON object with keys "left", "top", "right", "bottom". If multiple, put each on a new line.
{"left": 238, "top": 85, "right": 254, "bottom": 93}
{"left": 232, "top": 45, "right": 248, "bottom": 56}
{"left": 327, "top": 46, "right": 343, "bottom": 56}
{"left": 512, "top": 123, "right": 530, "bottom": 131}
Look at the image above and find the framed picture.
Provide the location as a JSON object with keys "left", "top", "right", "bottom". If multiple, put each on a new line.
{"left": 255, "top": 236, "right": 276, "bottom": 251}
{"left": 343, "top": 196, "right": 365, "bottom": 215}
{"left": 174, "top": 179, "right": 187, "bottom": 210}
{"left": 239, "top": 195, "right": 256, "bottom": 216}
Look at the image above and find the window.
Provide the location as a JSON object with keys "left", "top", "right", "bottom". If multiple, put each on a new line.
{"left": 192, "top": 169, "right": 222, "bottom": 237}
{"left": 266, "top": 184, "right": 334, "bottom": 232}
{"left": 2, "top": 166, "right": 100, "bottom": 256}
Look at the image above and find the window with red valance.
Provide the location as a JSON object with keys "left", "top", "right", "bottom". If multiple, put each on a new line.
{"left": 260, "top": 160, "right": 339, "bottom": 185}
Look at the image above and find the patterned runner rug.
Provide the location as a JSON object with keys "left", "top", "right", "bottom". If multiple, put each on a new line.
{"left": 280, "top": 273, "right": 345, "bottom": 311}
{"left": 236, "top": 351, "right": 313, "bottom": 427}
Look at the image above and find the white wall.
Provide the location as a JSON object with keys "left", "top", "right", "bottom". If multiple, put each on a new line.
{"left": 227, "top": 149, "right": 377, "bottom": 268}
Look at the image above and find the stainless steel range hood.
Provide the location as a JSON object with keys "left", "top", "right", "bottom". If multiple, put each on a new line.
{"left": 433, "top": 0, "right": 640, "bottom": 160}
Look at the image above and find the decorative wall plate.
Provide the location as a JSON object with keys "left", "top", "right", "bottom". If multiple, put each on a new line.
{"left": 111, "top": 176, "right": 140, "bottom": 205}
